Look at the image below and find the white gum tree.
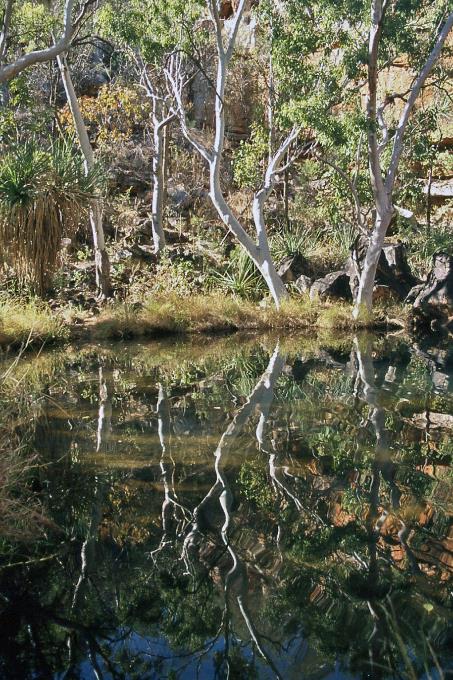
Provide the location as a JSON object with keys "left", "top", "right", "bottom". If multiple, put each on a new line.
{"left": 167, "top": 0, "right": 300, "bottom": 308}
{"left": 0, "top": 0, "right": 93, "bottom": 83}
{"left": 139, "top": 62, "right": 175, "bottom": 255}
{"left": 56, "top": 52, "right": 112, "bottom": 299}
{"left": 353, "top": 2, "right": 453, "bottom": 318}
{"left": 0, "top": 0, "right": 112, "bottom": 299}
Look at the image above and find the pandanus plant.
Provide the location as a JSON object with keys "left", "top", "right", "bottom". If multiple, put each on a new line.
{"left": 0, "top": 139, "right": 100, "bottom": 295}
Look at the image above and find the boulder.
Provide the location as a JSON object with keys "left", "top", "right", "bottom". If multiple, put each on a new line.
{"left": 294, "top": 274, "right": 312, "bottom": 295}
{"left": 413, "top": 253, "right": 453, "bottom": 312}
{"left": 167, "top": 187, "right": 194, "bottom": 215}
{"left": 130, "top": 244, "right": 157, "bottom": 263}
{"left": 310, "top": 271, "right": 352, "bottom": 301}
{"left": 277, "top": 253, "right": 311, "bottom": 283}
{"left": 405, "top": 283, "right": 424, "bottom": 305}
{"left": 219, "top": 1, "right": 234, "bottom": 18}
{"left": 409, "top": 253, "right": 453, "bottom": 331}
{"left": 347, "top": 236, "right": 419, "bottom": 301}
{"left": 372, "top": 285, "right": 400, "bottom": 304}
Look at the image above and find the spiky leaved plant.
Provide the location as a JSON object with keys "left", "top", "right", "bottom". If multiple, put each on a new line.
{"left": 0, "top": 139, "right": 99, "bottom": 295}
{"left": 209, "top": 247, "right": 266, "bottom": 301}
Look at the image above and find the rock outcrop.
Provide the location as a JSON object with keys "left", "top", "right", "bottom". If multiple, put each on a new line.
{"left": 310, "top": 271, "right": 352, "bottom": 301}
{"left": 347, "top": 236, "right": 419, "bottom": 301}
{"left": 412, "top": 253, "right": 453, "bottom": 311}
{"left": 409, "top": 253, "right": 453, "bottom": 331}
{"left": 277, "top": 253, "right": 311, "bottom": 283}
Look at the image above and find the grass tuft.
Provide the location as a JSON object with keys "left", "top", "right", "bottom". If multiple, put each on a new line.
{"left": 0, "top": 297, "right": 68, "bottom": 348}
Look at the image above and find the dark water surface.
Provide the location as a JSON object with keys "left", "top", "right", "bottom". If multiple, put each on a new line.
{"left": 1, "top": 333, "right": 452, "bottom": 679}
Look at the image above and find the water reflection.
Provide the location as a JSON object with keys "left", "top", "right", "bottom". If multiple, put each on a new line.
{"left": 0, "top": 334, "right": 452, "bottom": 679}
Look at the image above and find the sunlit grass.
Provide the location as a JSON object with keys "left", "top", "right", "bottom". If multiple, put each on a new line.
{"left": 0, "top": 297, "right": 68, "bottom": 348}
{"left": 91, "top": 293, "right": 403, "bottom": 340}
{"left": 0, "top": 293, "right": 408, "bottom": 349}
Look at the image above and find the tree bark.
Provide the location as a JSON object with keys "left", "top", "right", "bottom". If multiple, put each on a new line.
{"left": 56, "top": 53, "right": 112, "bottom": 299}
{"left": 150, "top": 103, "right": 174, "bottom": 255}
{"left": 0, "top": 0, "right": 13, "bottom": 105}
{"left": 151, "top": 118, "right": 166, "bottom": 254}
{"left": 206, "top": 8, "right": 289, "bottom": 307}
{"left": 353, "top": 209, "right": 392, "bottom": 316}
{"left": 252, "top": 187, "right": 290, "bottom": 303}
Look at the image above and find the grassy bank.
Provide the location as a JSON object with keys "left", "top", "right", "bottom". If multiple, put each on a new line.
{"left": 0, "top": 293, "right": 408, "bottom": 350}
{"left": 0, "top": 297, "right": 69, "bottom": 349}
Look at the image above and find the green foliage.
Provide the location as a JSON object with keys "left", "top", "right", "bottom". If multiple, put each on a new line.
{"left": 11, "top": 1, "right": 54, "bottom": 52}
{"left": 233, "top": 123, "right": 268, "bottom": 190}
{"left": 97, "top": 0, "right": 204, "bottom": 62}
{"left": 209, "top": 248, "right": 265, "bottom": 300}
{"left": 238, "top": 459, "right": 275, "bottom": 512}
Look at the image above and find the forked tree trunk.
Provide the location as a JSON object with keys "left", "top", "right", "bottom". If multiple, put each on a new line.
{"left": 353, "top": 3, "right": 453, "bottom": 319}
{"left": 206, "top": 1, "right": 288, "bottom": 308}
{"left": 56, "top": 54, "right": 112, "bottom": 299}
{"left": 209, "top": 179, "right": 288, "bottom": 307}
{"left": 252, "top": 188, "right": 289, "bottom": 303}
{"left": 141, "top": 68, "right": 174, "bottom": 255}
{"left": 0, "top": 0, "right": 77, "bottom": 84}
{"left": 168, "top": 1, "right": 290, "bottom": 308}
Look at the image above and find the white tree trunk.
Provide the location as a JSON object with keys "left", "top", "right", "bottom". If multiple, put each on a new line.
{"left": 353, "top": 208, "right": 392, "bottom": 317}
{"left": 0, "top": 0, "right": 13, "bottom": 105}
{"left": 252, "top": 189, "right": 289, "bottom": 304}
{"left": 168, "top": 2, "right": 289, "bottom": 308}
{"left": 206, "top": 6, "right": 288, "bottom": 308}
{"left": 151, "top": 119, "right": 166, "bottom": 254}
{"left": 353, "top": 4, "right": 453, "bottom": 319}
{"left": 56, "top": 54, "right": 112, "bottom": 299}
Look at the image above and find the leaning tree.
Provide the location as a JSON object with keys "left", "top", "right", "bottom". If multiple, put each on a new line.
{"left": 0, "top": 0, "right": 87, "bottom": 83}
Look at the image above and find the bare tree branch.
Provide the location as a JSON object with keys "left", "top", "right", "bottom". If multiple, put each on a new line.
{"left": 366, "top": 0, "right": 390, "bottom": 213}
{"left": 165, "top": 52, "right": 213, "bottom": 162}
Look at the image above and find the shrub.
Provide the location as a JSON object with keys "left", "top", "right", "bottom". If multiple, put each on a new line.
{"left": 0, "top": 139, "right": 99, "bottom": 295}
{"left": 209, "top": 248, "right": 266, "bottom": 300}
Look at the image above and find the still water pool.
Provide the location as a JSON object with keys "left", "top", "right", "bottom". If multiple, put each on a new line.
{"left": 0, "top": 333, "right": 452, "bottom": 679}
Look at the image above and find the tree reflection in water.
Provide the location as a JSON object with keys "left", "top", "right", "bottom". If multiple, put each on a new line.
{"left": 0, "top": 335, "right": 452, "bottom": 679}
